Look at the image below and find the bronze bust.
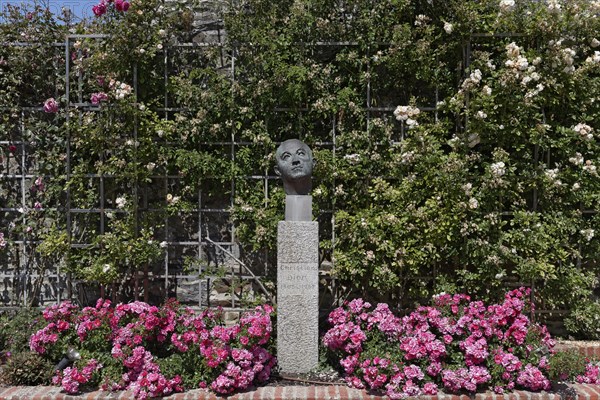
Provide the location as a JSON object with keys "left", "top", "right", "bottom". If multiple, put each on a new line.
{"left": 274, "top": 139, "right": 315, "bottom": 196}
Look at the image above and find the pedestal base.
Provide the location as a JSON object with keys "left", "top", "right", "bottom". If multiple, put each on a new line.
{"left": 277, "top": 220, "right": 319, "bottom": 374}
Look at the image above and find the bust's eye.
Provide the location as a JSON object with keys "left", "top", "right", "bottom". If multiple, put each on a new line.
{"left": 282, "top": 153, "right": 291, "bottom": 160}
{"left": 297, "top": 150, "right": 305, "bottom": 156}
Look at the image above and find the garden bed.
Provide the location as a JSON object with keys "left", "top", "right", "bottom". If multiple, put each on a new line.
{"left": 3, "top": 293, "right": 600, "bottom": 399}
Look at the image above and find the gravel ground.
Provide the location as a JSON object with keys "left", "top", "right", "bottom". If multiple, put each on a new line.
{"left": 266, "top": 370, "right": 345, "bottom": 387}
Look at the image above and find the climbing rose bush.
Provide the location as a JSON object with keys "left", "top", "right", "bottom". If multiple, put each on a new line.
{"left": 30, "top": 300, "right": 276, "bottom": 398}
{"left": 324, "top": 288, "right": 557, "bottom": 398}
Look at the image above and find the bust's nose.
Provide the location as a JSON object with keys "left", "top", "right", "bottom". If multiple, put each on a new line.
{"left": 292, "top": 159, "right": 301, "bottom": 165}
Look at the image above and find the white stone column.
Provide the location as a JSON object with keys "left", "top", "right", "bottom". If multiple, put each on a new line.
{"left": 277, "top": 220, "right": 319, "bottom": 374}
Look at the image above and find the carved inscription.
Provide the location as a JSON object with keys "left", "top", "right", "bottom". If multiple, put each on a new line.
{"left": 278, "top": 263, "right": 318, "bottom": 295}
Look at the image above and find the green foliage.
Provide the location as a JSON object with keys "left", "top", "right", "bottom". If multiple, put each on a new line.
{"left": 565, "top": 301, "right": 600, "bottom": 340}
{"left": 0, "top": 308, "right": 44, "bottom": 354}
{"left": 223, "top": 0, "right": 600, "bottom": 329}
{"left": 72, "top": 216, "right": 163, "bottom": 284}
{"left": 548, "top": 350, "right": 591, "bottom": 382}
{"left": 0, "top": 352, "right": 53, "bottom": 386}
{"left": 1, "top": 0, "right": 600, "bottom": 336}
{"left": 156, "top": 352, "right": 213, "bottom": 388}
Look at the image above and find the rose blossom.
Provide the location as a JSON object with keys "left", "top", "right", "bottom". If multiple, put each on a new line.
{"left": 43, "top": 98, "right": 59, "bottom": 113}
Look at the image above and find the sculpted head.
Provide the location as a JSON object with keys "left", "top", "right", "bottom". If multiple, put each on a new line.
{"left": 274, "top": 139, "right": 315, "bottom": 195}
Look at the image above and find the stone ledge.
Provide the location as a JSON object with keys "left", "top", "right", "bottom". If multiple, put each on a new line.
{"left": 0, "top": 385, "right": 596, "bottom": 400}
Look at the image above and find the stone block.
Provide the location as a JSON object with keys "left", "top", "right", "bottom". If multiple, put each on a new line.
{"left": 277, "top": 221, "right": 319, "bottom": 374}
{"left": 277, "top": 222, "right": 319, "bottom": 264}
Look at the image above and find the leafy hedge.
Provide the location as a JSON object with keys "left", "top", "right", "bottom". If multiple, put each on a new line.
{"left": 0, "top": 0, "right": 599, "bottom": 335}
{"left": 226, "top": 0, "right": 600, "bottom": 323}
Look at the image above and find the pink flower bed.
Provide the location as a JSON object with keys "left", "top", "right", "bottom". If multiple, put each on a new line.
{"left": 323, "top": 288, "right": 559, "bottom": 398}
{"left": 29, "top": 289, "right": 600, "bottom": 399}
{"left": 30, "top": 299, "right": 276, "bottom": 399}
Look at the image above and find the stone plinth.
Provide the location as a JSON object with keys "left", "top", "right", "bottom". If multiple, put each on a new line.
{"left": 277, "top": 221, "right": 319, "bottom": 374}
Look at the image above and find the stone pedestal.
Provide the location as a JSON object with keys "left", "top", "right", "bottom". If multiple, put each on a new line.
{"left": 277, "top": 221, "right": 319, "bottom": 374}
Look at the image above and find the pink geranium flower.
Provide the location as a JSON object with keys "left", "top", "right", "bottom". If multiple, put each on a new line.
{"left": 324, "top": 287, "right": 555, "bottom": 397}
{"left": 32, "top": 299, "right": 276, "bottom": 396}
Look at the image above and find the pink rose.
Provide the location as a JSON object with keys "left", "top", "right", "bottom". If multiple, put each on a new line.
{"left": 43, "top": 98, "right": 59, "bottom": 113}
{"left": 92, "top": 2, "right": 106, "bottom": 16}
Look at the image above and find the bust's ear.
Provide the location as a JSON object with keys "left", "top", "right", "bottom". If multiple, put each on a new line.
{"left": 274, "top": 165, "right": 281, "bottom": 176}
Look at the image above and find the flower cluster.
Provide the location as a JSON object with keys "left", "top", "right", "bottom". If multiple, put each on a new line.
{"left": 573, "top": 123, "right": 594, "bottom": 141}
{"left": 490, "top": 161, "right": 506, "bottom": 177}
{"left": 115, "top": 345, "right": 183, "bottom": 399}
{"left": 393, "top": 105, "right": 420, "bottom": 127}
{"left": 53, "top": 359, "right": 103, "bottom": 394}
{"left": 585, "top": 51, "right": 600, "bottom": 64}
{"left": 499, "top": 0, "right": 515, "bottom": 12}
{"left": 502, "top": 42, "right": 545, "bottom": 102}
{"left": 115, "top": 196, "right": 127, "bottom": 209}
{"left": 90, "top": 92, "right": 109, "bottom": 105}
{"left": 29, "top": 302, "right": 78, "bottom": 354}
{"left": 109, "top": 79, "right": 133, "bottom": 99}
{"left": 464, "top": 69, "right": 483, "bottom": 89}
{"left": 324, "top": 288, "right": 555, "bottom": 399}
{"left": 31, "top": 300, "right": 276, "bottom": 398}
{"left": 505, "top": 43, "right": 529, "bottom": 71}
{"left": 166, "top": 193, "right": 180, "bottom": 205}
{"left": 29, "top": 176, "right": 45, "bottom": 210}
{"left": 583, "top": 160, "right": 598, "bottom": 176}
{"left": 0, "top": 232, "right": 6, "bottom": 250}
{"left": 576, "top": 363, "right": 600, "bottom": 384}
{"left": 581, "top": 228, "right": 595, "bottom": 242}
{"left": 92, "top": 0, "right": 130, "bottom": 16}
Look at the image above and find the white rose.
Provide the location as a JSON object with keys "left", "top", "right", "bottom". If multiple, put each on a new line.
{"left": 468, "top": 198, "right": 479, "bottom": 209}
{"left": 444, "top": 21, "right": 453, "bottom": 34}
{"left": 581, "top": 229, "right": 595, "bottom": 242}
{"left": 499, "top": 0, "right": 515, "bottom": 11}
{"left": 490, "top": 161, "right": 506, "bottom": 177}
{"left": 115, "top": 197, "right": 127, "bottom": 209}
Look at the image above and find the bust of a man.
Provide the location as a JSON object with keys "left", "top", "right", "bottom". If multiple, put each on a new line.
{"left": 274, "top": 139, "right": 315, "bottom": 196}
